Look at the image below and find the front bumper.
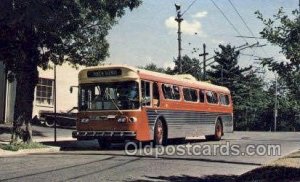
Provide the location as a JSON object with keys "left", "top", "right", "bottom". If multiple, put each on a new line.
{"left": 72, "top": 130, "right": 136, "bottom": 140}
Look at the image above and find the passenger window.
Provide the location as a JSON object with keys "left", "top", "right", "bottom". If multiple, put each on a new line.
{"left": 206, "top": 91, "right": 218, "bottom": 104}
{"left": 225, "top": 95, "right": 230, "bottom": 105}
{"left": 220, "top": 94, "right": 230, "bottom": 105}
{"left": 199, "top": 90, "right": 205, "bottom": 103}
{"left": 153, "top": 82, "right": 160, "bottom": 107}
{"left": 183, "top": 88, "right": 198, "bottom": 102}
{"left": 162, "top": 84, "right": 180, "bottom": 100}
{"left": 141, "top": 81, "right": 151, "bottom": 106}
{"left": 173, "top": 86, "right": 180, "bottom": 100}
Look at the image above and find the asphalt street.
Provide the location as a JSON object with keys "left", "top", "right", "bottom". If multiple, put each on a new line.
{"left": 0, "top": 130, "right": 300, "bottom": 181}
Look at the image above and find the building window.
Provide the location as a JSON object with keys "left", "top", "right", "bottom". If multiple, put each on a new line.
{"left": 36, "top": 78, "right": 54, "bottom": 105}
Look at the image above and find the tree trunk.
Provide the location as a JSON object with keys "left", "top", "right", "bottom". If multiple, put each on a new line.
{"left": 11, "top": 61, "right": 38, "bottom": 144}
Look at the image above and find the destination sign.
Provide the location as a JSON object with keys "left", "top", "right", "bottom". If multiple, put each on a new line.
{"left": 87, "top": 69, "right": 122, "bottom": 78}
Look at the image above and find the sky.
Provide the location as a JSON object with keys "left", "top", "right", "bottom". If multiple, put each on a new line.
{"left": 105, "top": 0, "right": 298, "bottom": 79}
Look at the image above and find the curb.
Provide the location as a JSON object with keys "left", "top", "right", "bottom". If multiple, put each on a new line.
{"left": 0, "top": 146, "right": 61, "bottom": 157}
{"left": 0, "top": 137, "right": 75, "bottom": 157}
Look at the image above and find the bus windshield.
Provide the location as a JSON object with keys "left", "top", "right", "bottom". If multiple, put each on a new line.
{"left": 79, "top": 81, "right": 140, "bottom": 111}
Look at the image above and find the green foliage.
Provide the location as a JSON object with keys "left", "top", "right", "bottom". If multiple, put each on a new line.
{"left": 172, "top": 55, "right": 202, "bottom": 80}
{"left": 139, "top": 63, "right": 166, "bottom": 73}
{"left": 255, "top": 8, "right": 300, "bottom": 97}
{"left": 140, "top": 55, "right": 201, "bottom": 79}
{"left": 207, "top": 44, "right": 269, "bottom": 130}
{"left": 0, "top": 0, "right": 142, "bottom": 70}
{"left": 0, "top": 142, "right": 46, "bottom": 151}
{"left": 255, "top": 7, "right": 300, "bottom": 131}
{"left": 0, "top": 0, "right": 142, "bottom": 142}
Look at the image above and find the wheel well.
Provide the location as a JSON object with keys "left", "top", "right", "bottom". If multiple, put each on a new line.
{"left": 158, "top": 116, "right": 168, "bottom": 137}
{"left": 217, "top": 117, "right": 224, "bottom": 135}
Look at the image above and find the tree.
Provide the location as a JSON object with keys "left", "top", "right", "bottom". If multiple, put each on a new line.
{"left": 207, "top": 44, "right": 252, "bottom": 96}
{"left": 173, "top": 55, "right": 202, "bottom": 80}
{"left": 261, "top": 77, "right": 300, "bottom": 131}
{"left": 0, "top": 0, "right": 141, "bottom": 143}
{"left": 255, "top": 8, "right": 300, "bottom": 98}
{"left": 207, "top": 44, "right": 269, "bottom": 130}
{"left": 139, "top": 63, "right": 166, "bottom": 73}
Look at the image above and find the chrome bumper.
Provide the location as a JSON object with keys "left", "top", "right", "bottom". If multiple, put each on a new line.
{"left": 72, "top": 131, "right": 136, "bottom": 139}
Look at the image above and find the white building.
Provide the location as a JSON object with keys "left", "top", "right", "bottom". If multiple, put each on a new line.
{"left": 0, "top": 63, "right": 81, "bottom": 124}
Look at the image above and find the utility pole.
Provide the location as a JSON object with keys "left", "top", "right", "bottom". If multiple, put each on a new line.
{"left": 221, "top": 65, "right": 224, "bottom": 85}
{"left": 274, "top": 73, "right": 278, "bottom": 132}
{"left": 54, "top": 64, "right": 57, "bottom": 142}
{"left": 199, "top": 43, "right": 208, "bottom": 80}
{"left": 175, "top": 4, "right": 183, "bottom": 73}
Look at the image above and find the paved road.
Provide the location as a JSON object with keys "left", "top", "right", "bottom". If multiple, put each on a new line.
{"left": 0, "top": 124, "right": 74, "bottom": 142}
{"left": 0, "top": 131, "right": 300, "bottom": 181}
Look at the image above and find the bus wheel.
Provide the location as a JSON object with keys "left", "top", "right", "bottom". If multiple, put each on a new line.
{"left": 214, "top": 120, "right": 223, "bottom": 141}
{"left": 98, "top": 139, "right": 111, "bottom": 149}
{"left": 154, "top": 119, "right": 167, "bottom": 146}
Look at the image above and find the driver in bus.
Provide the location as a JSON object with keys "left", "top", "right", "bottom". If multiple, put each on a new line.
{"left": 117, "top": 84, "right": 139, "bottom": 109}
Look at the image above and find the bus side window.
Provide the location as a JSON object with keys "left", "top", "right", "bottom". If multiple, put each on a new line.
{"left": 225, "top": 95, "right": 230, "bottom": 105}
{"left": 199, "top": 90, "right": 205, "bottom": 103}
{"left": 141, "top": 81, "right": 151, "bottom": 106}
{"left": 220, "top": 94, "right": 230, "bottom": 105}
{"left": 206, "top": 91, "right": 218, "bottom": 104}
{"left": 153, "top": 82, "right": 160, "bottom": 107}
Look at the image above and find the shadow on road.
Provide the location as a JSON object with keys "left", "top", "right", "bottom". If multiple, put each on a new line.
{"left": 128, "top": 166, "right": 300, "bottom": 182}
{"left": 39, "top": 139, "right": 262, "bottom": 167}
{"left": 41, "top": 138, "right": 201, "bottom": 151}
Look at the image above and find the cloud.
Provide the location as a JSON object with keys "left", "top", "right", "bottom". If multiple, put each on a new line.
{"left": 165, "top": 16, "right": 204, "bottom": 36}
{"left": 192, "top": 11, "right": 208, "bottom": 18}
{"left": 211, "top": 38, "right": 225, "bottom": 45}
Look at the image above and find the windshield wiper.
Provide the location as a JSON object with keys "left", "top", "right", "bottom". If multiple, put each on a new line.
{"left": 105, "top": 90, "right": 123, "bottom": 115}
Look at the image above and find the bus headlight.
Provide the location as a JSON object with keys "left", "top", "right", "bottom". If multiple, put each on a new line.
{"left": 129, "top": 117, "right": 137, "bottom": 123}
{"left": 117, "top": 116, "right": 128, "bottom": 123}
{"left": 80, "top": 118, "right": 90, "bottom": 123}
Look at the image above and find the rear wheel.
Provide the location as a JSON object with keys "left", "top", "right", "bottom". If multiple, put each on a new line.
{"left": 214, "top": 120, "right": 223, "bottom": 141}
{"left": 154, "top": 119, "right": 167, "bottom": 146}
{"left": 206, "top": 120, "right": 223, "bottom": 141}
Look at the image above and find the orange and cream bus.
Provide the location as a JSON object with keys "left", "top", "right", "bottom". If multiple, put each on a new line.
{"left": 72, "top": 65, "right": 233, "bottom": 147}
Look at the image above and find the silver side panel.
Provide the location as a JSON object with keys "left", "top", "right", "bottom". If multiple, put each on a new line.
{"left": 147, "top": 109, "right": 233, "bottom": 139}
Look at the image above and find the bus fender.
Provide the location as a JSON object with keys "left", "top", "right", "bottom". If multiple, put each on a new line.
{"left": 214, "top": 116, "right": 223, "bottom": 135}
{"left": 151, "top": 115, "right": 168, "bottom": 140}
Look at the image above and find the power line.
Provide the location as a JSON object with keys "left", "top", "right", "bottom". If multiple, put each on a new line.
{"left": 228, "top": 0, "right": 257, "bottom": 41}
{"left": 182, "top": 0, "right": 198, "bottom": 16}
{"left": 209, "top": 0, "right": 248, "bottom": 44}
{"left": 227, "top": 0, "right": 270, "bottom": 58}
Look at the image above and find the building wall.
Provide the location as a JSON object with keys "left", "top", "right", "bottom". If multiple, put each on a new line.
{"left": 0, "top": 63, "right": 82, "bottom": 122}
{"left": 0, "top": 62, "right": 6, "bottom": 123}
{"left": 32, "top": 63, "right": 81, "bottom": 118}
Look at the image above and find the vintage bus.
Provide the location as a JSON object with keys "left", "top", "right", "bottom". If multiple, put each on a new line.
{"left": 72, "top": 65, "right": 233, "bottom": 147}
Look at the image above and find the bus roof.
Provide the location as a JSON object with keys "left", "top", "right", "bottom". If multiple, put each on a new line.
{"left": 79, "top": 65, "right": 230, "bottom": 94}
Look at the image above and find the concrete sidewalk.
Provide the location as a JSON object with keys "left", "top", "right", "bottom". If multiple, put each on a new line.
{"left": 0, "top": 124, "right": 75, "bottom": 156}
